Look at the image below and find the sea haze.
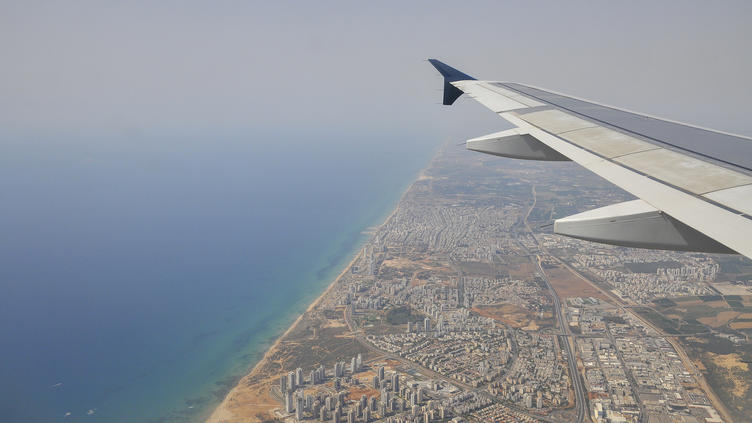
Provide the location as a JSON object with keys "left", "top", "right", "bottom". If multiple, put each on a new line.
{"left": 0, "top": 128, "right": 438, "bottom": 422}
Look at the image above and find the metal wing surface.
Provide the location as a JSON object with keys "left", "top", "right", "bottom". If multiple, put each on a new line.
{"left": 429, "top": 59, "right": 752, "bottom": 259}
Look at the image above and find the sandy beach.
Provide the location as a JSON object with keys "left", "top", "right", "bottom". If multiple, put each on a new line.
{"left": 203, "top": 149, "right": 439, "bottom": 423}
{"left": 205, "top": 196, "right": 410, "bottom": 422}
{"left": 205, "top": 247, "right": 363, "bottom": 422}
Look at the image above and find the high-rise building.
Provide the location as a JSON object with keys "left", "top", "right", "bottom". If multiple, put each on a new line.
{"left": 406, "top": 321, "right": 412, "bottom": 333}
{"left": 320, "top": 406, "right": 327, "bottom": 422}
{"left": 281, "top": 374, "right": 288, "bottom": 392}
{"left": 335, "top": 361, "right": 346, "bottom": 378}
{"left": 372, "top": 375, "right": 379, "bottom": 389}
{"left": 288, "top": 371, "right": 296, "bottom": 390}
{"left": 417, "top": 388, "right": 424, "bottom": 404}
{"left": 351, "top": 357, "right": 357, "bottom": 374}
{"left": 313, "top": 400, "right": 321, "bottom": 417}
{"left": 424, "top": 317, "right": 431, "bottom": 332}
{"left": 391, "top": 373, "right": 399, "bottom": 392}
{"left": 378, "top": 366, "right": 385, "bottom": 381}
{"left": 524, "top": 393, "right": 533, "bottom": 408}
{"left": 296, "top": 395, "right": 304, "bottom": 421}
{"left": 296, "top": 367, "right": 304, "bottom": 386}
{"left": 325, "top": 396, "right": 333, "bottom": 411}
{"left": 285, "top": 391, "right": 294, "bottom": 413}
{"left": 356, "top": 353, "right": 362, "bottom": 370}
{"left": 318, "top": 364, "right": 326, "bottom": 382}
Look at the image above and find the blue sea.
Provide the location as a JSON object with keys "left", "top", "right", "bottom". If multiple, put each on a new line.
{"left": 0, "top": 128, "right": 439, "bottom": 423}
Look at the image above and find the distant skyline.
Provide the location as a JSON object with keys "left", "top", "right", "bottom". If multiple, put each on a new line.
{"left": 2, "top": 1, "right": 752, "bottom": 138}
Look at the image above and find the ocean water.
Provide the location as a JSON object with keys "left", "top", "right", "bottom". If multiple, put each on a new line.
{"left": 0, "top": 128, "right": 438, "bottom": 423}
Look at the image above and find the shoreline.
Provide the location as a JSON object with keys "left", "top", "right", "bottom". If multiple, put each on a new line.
{"left": 205, "top": 246, "right": 365, "bottom": 422}
{"left": 205, "top": 155, "right": 425, "bottom": 422}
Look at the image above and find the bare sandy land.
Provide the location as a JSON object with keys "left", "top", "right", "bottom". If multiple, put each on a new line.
{"left": 697, "top": 311, "right": 740, "bottom": 328}
{"left": 546, "top": 265, "right": 611, "bottom": 302}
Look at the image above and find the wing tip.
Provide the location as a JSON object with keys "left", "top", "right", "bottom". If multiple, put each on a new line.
{"left": 427, "top": 59, "right": 475, "bottom": 105}
{"left": 427, "top": 59, "right": 475, "bottom": 82}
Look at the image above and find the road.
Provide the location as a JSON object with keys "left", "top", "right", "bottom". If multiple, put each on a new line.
{"left": 532, "top": 255, "right": 587, "bottom": 423}
{"left": 344, "top": 304, "right": 565, "bottom": 423}
{"left": 546, "top": 248, "right": 733, "bottom": 423}
{"left": 523, "top": 185, "right": 587, "bottom": 423}
{"left": 523, "top": 184, "right": 734, "bottom": 423}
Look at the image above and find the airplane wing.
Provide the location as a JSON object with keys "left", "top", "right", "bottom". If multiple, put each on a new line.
{"left": 429, "top": 59, "right": 752, "bottom": 259}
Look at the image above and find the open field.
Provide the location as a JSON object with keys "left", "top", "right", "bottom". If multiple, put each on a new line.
{"left": 472, "top": 303, "right": 555, "bottom": 331}
{"left": 651, "top": 295, "right": 752, "bottom": 333}
{"left": 506, "top": 261, "right": 535, "bottom": 279}
{"left": 684, "top": 336, "right": 752, "bottom": 422}
{"left": 697, "top": 311, "right": 740, "bottom": 328}
{"left": 545, "top": 265, "right": 611, "bottom": 302}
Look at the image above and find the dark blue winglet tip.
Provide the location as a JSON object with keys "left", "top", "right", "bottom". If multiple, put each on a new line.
{"left": 428, "top": 59, "right": 475, "bottom": 82}
{"left": 427, "top": 59, "right": 475, "bottom": 105}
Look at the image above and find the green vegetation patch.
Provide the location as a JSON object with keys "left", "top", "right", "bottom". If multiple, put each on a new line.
{"left": 386, "top": 306, "right": 424, "bottom": 325}
{"left": 633, "top": 307, "right": 709, "bottom": 335}
{"left": 634, "top": 307, "right": 680, "bottom": 334}
{"left": 700, "top": 295, "right": 722, "bottom": 302}
{"left": 727, "top": 300, "right": 744, "bottom": 309}
{"left": 673, "top": 296, "right": 700, "bottom": 303}
{"left": 726, "top": 295, "right": 743, "bottom": 301}
{"left": 603, "top": 315, "right": 627, "bottom": 325}
{"left": 653, "top": 298, "right": 677, "bottom": 308}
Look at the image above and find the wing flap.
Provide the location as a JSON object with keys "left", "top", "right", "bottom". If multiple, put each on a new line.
{"left": 703, "top": 184, "right": 752, "bottom": 216}
{"left": 559, "top": 126, "right": 658, "bottom": 158}
{"left": 614, "top": 148, "right": 752, "bottom": 195}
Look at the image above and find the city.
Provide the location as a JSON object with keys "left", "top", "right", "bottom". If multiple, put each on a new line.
{"left": 210, "top": 144, "right": 752, "bottom": 423}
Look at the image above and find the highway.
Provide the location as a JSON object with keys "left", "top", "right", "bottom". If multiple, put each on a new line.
{"left": 532, "top": 255, "right": 587, "bottom": 423}
{"left": 523, "top": 185, "right": 587, "bottom": 423}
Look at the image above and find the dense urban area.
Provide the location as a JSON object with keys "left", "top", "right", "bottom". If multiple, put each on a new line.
{"left": 209, "top": 143, "right": 752, "bottom": 423}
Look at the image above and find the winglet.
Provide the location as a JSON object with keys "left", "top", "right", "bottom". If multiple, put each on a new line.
{"left": 428, "top": 59, "right": 475, "bottom": 105}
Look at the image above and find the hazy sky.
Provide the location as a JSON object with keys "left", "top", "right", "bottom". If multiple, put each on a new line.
{"left": 2, "top": 0, "right": 752, "bottom": 137}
